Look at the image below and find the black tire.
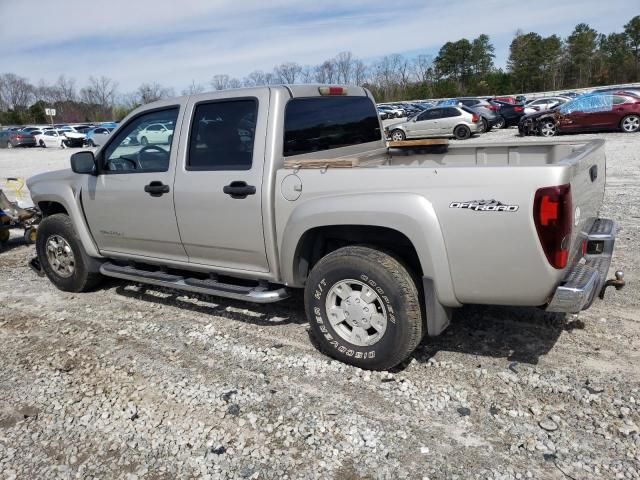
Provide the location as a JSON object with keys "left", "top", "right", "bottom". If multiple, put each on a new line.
{"left": 140, "top": 136, "right": 148, "bottom": 146}
{"left": 36, "top": 214, "right": 103, "bottom": 292}
{"left": 390, "top": 129, "right": 406, "bottom": 142}
{"left": 87, "top": 139, "right": 95, "bottom": 147}
{"left": 453, "top": 125, "right": 471, "bottom": 140}
{"left": 39, "top": 140, "right": 46, "bottom": 148}
{"left": 481, "top": 118, "right": 490, "bottom": 133}
{"left": 305, "top": 246, "right": 423, "bottom": 370}
{"left": 0, "top": 228, "right": 9, "bottom": 244}
{"left": 494, "top": 116, "right": 506, "bottom": 129}
{"left": 168, "top": 134, "right": 173, "bottom": 145}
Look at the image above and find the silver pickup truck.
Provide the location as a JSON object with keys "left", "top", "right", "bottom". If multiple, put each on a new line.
{"left": 27, "top": 85, "right": 625, "bottom": 370}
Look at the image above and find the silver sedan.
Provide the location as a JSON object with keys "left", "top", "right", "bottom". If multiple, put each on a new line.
{"left": 386, "top": 106, "right": 481, "bottom": 140}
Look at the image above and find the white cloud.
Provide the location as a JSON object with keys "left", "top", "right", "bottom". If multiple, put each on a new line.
{"left": 0, "top": 0, "right": 633, "bottom": 91}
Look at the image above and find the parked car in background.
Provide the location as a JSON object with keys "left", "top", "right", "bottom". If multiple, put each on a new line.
{"left": 38, "top": 129, "right": 71, "bottom": 148}
{"left": 20, "top": 126, "right": 43, "bottom": 134}
{"left": 490, "top": 100, "right": 526, "bottom": 128}
{"left": 377, "top": 108, "right": 390, "bottom": 120}
{"left": 386, "top": 106, "right": 481, "bottom": 141}
{"left": 378, "top": 105, "right": 404, "bottom": 118}
{"left": 136, "top": 123, "right": 174, "bottom": 145}
{"left": 86, "top": 127, "right": 115, "bottom": 147}
{"left": 454, "top": 98, "right": 500, "bottom": 132}
{"left": 493, "top": 96, "right": 516, "bottom": 104}
{"left": 523, "top": 97, "right": 570, "bottom": 115}
{"left": 519, "top": 93, "right": 640, "bottom": 137}
{"left": 0, "top": 130, "right": 36, "bottom": 148}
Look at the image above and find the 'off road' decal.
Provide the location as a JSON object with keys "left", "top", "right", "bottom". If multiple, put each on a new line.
{"left": 449, "top": 199, "right": 519, "bottom": 212}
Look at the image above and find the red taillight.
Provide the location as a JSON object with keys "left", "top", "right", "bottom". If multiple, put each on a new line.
{"left": 533, "top": 184, "right": 572, "bottom": 269}
{"left": 514, "top": 106, "right": 524, "bottom": 112}
{"left": 487, "top": 105, "right": 497, "bottom": 111}
{"left": 472, "top": 113, "right": 479, "bottom": 123}
{"left": 318, "top": 86, "right": 348, "bottom": 96}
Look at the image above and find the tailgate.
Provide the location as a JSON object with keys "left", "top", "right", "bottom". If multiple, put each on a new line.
{"left": 565, "top": 139, "right": 606, "bottom": 264}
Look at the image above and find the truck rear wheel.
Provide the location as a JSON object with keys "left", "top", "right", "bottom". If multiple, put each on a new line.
{"left": 36, "top": 214, "right": 103, "bottom": 292}
{"left": 305, "top": 246, "right": 423, "bottom": 370}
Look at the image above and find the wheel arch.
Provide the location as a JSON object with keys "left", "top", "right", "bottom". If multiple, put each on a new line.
{"left": 279, "top": 193, "right": 460, "bottom": 307}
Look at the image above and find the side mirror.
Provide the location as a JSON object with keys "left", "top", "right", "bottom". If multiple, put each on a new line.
{"left": 70, "top": 151, "right": 96, "bottom": 175}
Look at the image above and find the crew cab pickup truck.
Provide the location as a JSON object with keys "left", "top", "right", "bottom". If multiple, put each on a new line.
{"left": 27, "top": 85, "right": 625, "bottom": 370}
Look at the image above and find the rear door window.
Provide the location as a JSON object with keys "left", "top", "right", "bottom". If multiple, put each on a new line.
{"left": 443, "top": 107, "right": 462, "bottom": 117}
{"left": 188, "top": 99, "right": 257, "bottom": 171}
{"left": 284, "top": 96, "right": 380, "bottom": 157}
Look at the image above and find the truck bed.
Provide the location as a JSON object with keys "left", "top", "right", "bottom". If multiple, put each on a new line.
{"left": 276, "top": 139, "right": 606, "bottom": 307}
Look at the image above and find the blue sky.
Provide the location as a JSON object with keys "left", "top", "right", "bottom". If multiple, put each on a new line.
{"left": 0, "top": 0, "right": 634, "bottom": 93}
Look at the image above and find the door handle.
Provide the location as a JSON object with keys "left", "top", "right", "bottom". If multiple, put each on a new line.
{"left": 223, "top": 181, "right": 256, "bottom": 199}
{"left": 144, "top": 181, "right": 170, "bottom": 197}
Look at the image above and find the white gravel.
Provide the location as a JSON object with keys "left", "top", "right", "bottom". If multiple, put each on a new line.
{"left": 0, "top": 129, "right": 639, "bottom": 479}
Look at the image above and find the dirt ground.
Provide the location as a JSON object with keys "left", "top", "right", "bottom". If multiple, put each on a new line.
{"left": 0, "top": 128, "right": 638, "bottom": 479}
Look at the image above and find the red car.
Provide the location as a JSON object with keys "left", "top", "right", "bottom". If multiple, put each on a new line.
{"left": 520, "top": 94, "right": 640, "bottom": 137}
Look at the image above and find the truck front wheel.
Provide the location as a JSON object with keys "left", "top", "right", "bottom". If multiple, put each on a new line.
{"left": 305, "top": 246, "right": 423, "bottom": 370}
{"left": 36, "top": 214, "right": 103, "bottom": 292}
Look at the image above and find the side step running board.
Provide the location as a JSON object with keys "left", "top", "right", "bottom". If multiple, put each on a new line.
{"left": 99, "top": 262, "right": 289, "bottom": 304}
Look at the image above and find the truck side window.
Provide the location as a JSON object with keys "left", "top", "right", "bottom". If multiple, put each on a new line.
{"left": 283, "top": 96, "right": 380, "bottom": 157}
{"left": 102, "top": 107, "right": 178, "bottom": 173}
{"left": 187, "top": 99, "right": 257, "bottom": 171}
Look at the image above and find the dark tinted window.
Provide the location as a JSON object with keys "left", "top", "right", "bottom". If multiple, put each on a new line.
{"left": 284, "top": 96, "right": 380, "bottom": 157}
{"left": 443, "top": 108, "right": 461, "bottom": 117}
{"left": 188, "top": 99, "right": 257, "bottom": 171}
{"left": 425, "top": 108, "right": 443, "bottom": 119}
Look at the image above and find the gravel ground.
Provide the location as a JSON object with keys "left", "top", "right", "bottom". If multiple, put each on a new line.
{"left": 0, "top": 128, "right": 639, "bottom": 480}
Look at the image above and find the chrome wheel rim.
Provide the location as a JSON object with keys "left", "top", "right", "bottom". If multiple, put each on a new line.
{"left": 540, "top": 121, "right": 556, "bottom": 137}
{"left": 46, "top": 235, "right": 75, "bottom": 278}
{"left": 325, "top": 279, "right": 388, "bottom": 347}
{"left": 391, "top": 131, "right": 404, "bottom": 141}
{"left": 622, "top": 116, "right": 639, "bottom": 132}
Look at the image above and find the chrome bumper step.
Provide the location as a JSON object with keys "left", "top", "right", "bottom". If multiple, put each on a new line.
{"left": 547, "top": 218, "right": 624, "bottom": 313}
{"left": 100, "top": 262, "right": 289, "bottom": 304}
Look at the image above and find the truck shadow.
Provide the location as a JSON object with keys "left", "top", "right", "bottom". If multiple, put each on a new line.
{"left": 112, "top": 282, "right": 307, "bottom": 327}
{"left": 409, "top": 304, "right": 585, "bottom": 368}
{"left": 111, "top": 280, "right": 583, "bottom": 368}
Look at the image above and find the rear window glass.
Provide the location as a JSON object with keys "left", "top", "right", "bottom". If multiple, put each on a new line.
{"left": 283, "top": 97, "right": 380, "bottom": 157}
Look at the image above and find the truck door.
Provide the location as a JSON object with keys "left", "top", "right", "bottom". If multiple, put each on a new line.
{"left": 173, "top": 90, "right": 270, "bottom": 272}
{"left": 81, "top": 105, "right": 187, "bottom": 262}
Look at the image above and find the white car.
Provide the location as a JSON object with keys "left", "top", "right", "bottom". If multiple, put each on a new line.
{"left": 36, "top": 129, "right": 67, "bottom": 148}
{"left": 523, "top": 97, "right": 570, "bottom": 115}
{"left": 57, "top": 126, "right": 89, "bottom": 141}
{"left": 136, "top": 123, "right": 174, "bottom": 145}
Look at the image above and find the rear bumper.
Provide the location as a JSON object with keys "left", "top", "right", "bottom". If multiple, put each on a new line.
{"left": 546, "top": 218, "right": 621, "bottom": 313}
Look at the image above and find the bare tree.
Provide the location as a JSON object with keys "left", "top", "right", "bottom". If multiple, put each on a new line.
{"left": 228, "top": 78, "right": 242, "bottom": 89}
{"left": 335, "top": 51, "right": 354, "bottom": 84}
{"left": 274, "top": 62, "right": 302, "bottom": 84}
{"left": 181, "top": 80, "right": 205, "bottom": 96}
{"left": 211, "top": 74, "right": 230, "bottom": 90}
{"left": 135, "top": 82, "right": 173, "bottom": 105}
{"left": 300, "top": 65, "right": 315, "bottom": 83}
{"left": 0, "top": 73, "right": 33, "bottom": 110}
{"left": 412, "top": 54, "right": 434, "bottom": 83}
{"left": 243, "top": 70, "right": 267, "bottom": 87}
{"left": 55, "top": 75, "right": 77, "bottom": 102}
{"left": 314, "top": 60, "right": 336, "bottom": 84}
{"left": 80, "top": 76, "right": 118, "bottom": 107}
{"left": 353, "top": 60, "right": 368, "bottom": 85}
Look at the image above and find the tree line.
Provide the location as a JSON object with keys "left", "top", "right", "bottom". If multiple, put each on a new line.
{"left": 1, "top": 15, "right": 638, "bottom": 125}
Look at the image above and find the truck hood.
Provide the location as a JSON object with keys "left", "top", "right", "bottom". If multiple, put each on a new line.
{"left": 27, "top": 168, "right": 75, "bottom": 192}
